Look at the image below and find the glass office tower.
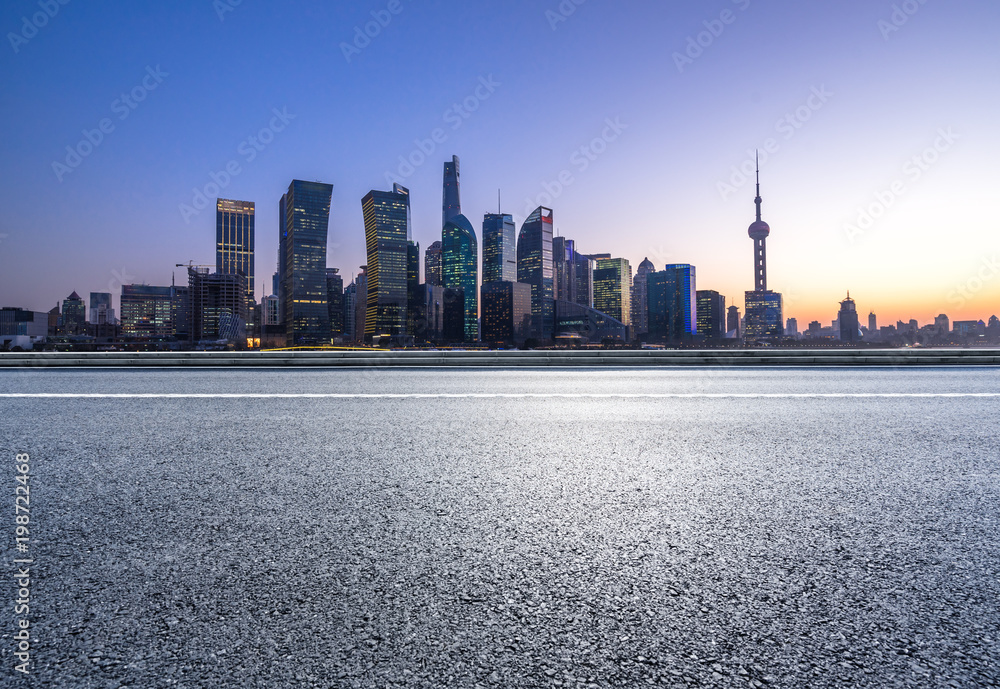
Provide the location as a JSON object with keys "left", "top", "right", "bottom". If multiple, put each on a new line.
{"left": 647, "top": 264, "right": 697, "bottom": 342}
{"left": 442, "top": 213, "right": 479, "bottom": 342}
{"left": 326, "top": 268, "right": 344, "bottom": 337}
{"left": 424, "top": 241, "right": 443, "bottom": 287}
{"left": 696, "top": 290, "right": 726, "bottom": 340}
{"left": 593, "top": 257, "right": 632, "bottom": 328}
{"left": 483, "top": 213, "right": 516, "bottom": 283}
{"left": 744, "top": 290, "right": 783, "bottom": 343}
{"left": 280, "top": 180, "right": 333, "bottom": 346}
{"left": 363, "top": 184, "right": 412, "bottom": 343}
{"left": 442, "top": 155, "right": 461, "bottom": 228}
{"left": 216, "top": 198, "right": 255, "bottom": 306}
{"left": 516, "top": 207, "right": 554, "bottom": 341}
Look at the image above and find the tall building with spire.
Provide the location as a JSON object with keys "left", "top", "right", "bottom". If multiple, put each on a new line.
{"left": 743, "top": 153, "right": 783, "bottom": 344}
{"left": 442, "top": 155, "right": 461, "bottom": 228}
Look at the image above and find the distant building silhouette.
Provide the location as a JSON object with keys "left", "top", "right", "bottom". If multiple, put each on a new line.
{"left": 838, "top": 293, "right": 861, "bottom": 343}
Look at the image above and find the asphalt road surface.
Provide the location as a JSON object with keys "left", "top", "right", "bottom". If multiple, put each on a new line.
{"left": 1, "top": 368, "right": 998, "bottom": 687}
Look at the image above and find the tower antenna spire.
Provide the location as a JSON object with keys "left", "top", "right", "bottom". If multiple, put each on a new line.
{"left": 754, "top": 150, "right": 762, "bottom": 223}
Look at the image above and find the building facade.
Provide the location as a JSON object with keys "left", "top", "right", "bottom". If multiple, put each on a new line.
{"left": 424, "top": 241, "right": 443, "bottom": 287}
{"left": 593, "top": 257, "right": 632, "bottom": 329}
{"left": 516, "top": 206, "right": 555, "bottom": 341}
{"left": 216, "top": 198, "right": 255, "bottom": 308}
{"left": 442, "top": 213, "right": 479, "bottom": 342}
{"left": 696, "top": 289, "right": 726, "bottom": 340}
{"left": 483, "top": 213, "right": 516, "bottom": 283}
{"left": 647, "top": 265, "right": 697, "bottom": 342}
{"left": 481, "top": 281, "right": 532, "bottom": 346}
{"left": 61, "top": 291, "right": 86, "bottom": 334}
{"left": 280, "top": 180, "right": 333, "bottom": 346}
{"left": 631, "top": 257, "right": 655, "bottom": 337}
{"left": 363, "top": 184, "right": 411, "bottom": 342}
{"left": 120, "top": 285, "right": 174, "bottom": 338}
{"left": 326, "top": 268, "right": 344, "bottom": 337}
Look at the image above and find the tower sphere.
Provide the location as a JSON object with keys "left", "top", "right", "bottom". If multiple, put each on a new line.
{"left": 748, "top": 220, "right": 770, "bottom": 239}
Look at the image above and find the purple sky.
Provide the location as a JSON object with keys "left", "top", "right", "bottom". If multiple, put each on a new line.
{"left": 2, "top": 0, "right": 999, "bottom": 325}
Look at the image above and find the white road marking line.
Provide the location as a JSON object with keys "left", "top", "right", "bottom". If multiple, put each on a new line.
{"left": 0, "top": 393, "right": 998, "bottom": 399}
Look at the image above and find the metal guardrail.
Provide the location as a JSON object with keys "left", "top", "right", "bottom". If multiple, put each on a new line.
{"left": 1, "top": 349, "right": 1000, "bottom": 367}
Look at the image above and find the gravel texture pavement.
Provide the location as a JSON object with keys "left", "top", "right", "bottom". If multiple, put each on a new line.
{"left": 1, "top": 368, "right": 998, "bottom": 688}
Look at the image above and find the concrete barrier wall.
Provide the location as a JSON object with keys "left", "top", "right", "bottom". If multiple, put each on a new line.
{"left": 1, "top": 349, "right": 1000, "bottom": 367}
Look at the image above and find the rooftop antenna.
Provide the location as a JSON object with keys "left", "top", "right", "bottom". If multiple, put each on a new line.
{"left": 754, "top": 149, "right": 762, "bottom": 223}
{"left": 498, "top": 188, "right": 501, "bottom": 215}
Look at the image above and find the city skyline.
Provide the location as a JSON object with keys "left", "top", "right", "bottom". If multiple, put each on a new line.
{"left": 2, "top": 1, "right": 999, "bottom": 326}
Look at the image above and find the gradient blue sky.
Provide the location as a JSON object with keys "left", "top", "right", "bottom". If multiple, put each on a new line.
{"left": 2, "top": 0, "right": 999, "bottom": 325}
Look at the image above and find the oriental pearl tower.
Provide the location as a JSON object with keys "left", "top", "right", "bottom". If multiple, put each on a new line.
{"left": 748, "top": 152, "right": 769, "bottom": 292}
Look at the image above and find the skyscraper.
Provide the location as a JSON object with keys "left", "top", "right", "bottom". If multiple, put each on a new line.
{"left": 280, "top": 180, "right": 333, "bottom": 346}
{"left": 517, "top": 207, "right": 554, "bottom": 341}
{"left": 216, "top": 198, "right": 255, "bottom": 307}
{"left": 481, "top": 281, "right": 532, "bottom": 347}
{"left": 696, "top": 290, "right": 726, "bottom": 340}
{"left": 839, "top": 293, "right": 861, "bottom": 343}
{"left": 483, "top": 213, "right": 517, "bottom": 283}
{"left": 727, "top": 306, "right": 741, "bottom": 338}
{"left": 442, "top": 155, "right": 461, "bottom": 228}
{"left": 407, "top": 241, "right": 421, "bottom": 338}
{"left": 61, "top": 291, "right": 86, "bottom": 334}
{"left": 89, "top": 292, "right": 113, "bottom": 325}
{"left": 326, "top": 268, "right": 344, "bottom": 337}
{"left": 120, "top": 285, "right": 173, "bottom": 338}
{"left": 647, "top": 264, "right": 696, "bottom": 342}
{"left": 442, "top": 213, "right": 479, "bottom": 342}
{"left": 631, "top": 257, "right": 655, "bottom": 337}
{"left": 362, "top": 184, "right": 411, "bottom": 342}
{"left": 187, "top": 267, "right": 247, "bottom": 343}
{"left": 593, "top": 257, "right": 632, "bottom": 329}
{"left": 743, "top": 155, "right": 783, "bottom": 343}
{"left": 354, "top": 266, "right": 367, "bottom": 342}
{"left": 553, "top": 237, "right": 592, "bottom": 307}
{"left": 424, "top": 241, "right": 443, "bottom": 287}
